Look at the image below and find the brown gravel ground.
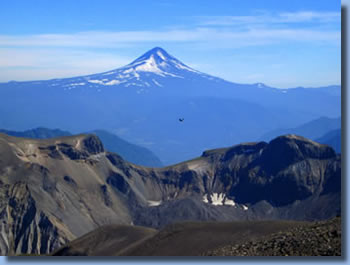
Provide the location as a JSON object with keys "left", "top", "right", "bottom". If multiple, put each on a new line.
{"left": 205, "top": 217, "right": 341, "bottom": 256}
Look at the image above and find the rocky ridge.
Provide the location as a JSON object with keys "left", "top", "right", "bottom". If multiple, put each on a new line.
{"left": 205, "top": 217, "right": 341, "bottom": 256}
{"left": 0, "top": 133, "right": 341, "bottom": 255}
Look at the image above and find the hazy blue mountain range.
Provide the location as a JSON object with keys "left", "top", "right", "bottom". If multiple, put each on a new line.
{"left": 315, "top": 129, "right": 341, "bottom": 153}
{"left": 89, "top": 130, "right": 163, "bottom": 167}
{"left": 0, "top": 47, "right": 341, "bottom": 165}
{"left": 0, "top": 127, "right": 71, "bottom": 139}
{"left": 0, "top": 128, "right": 162, "bottom": 167}
{"left": 260, "top": 117, "right": 341, "bottom": 142}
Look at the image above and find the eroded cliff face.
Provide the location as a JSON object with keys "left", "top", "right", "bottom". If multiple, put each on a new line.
{"left": 6, "top": 182, "right": 74, "bottom": 255}
{"left": 0, "top": 134, "right": 133, "bottom": 255}
{"left": 0, "top": 133, "right": 341, "bottom": 255}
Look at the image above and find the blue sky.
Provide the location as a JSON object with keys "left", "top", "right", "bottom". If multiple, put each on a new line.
{"left": 0, "top": 0, "right": 341, "bottom": 88}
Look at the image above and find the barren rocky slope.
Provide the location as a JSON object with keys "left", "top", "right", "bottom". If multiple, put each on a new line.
{"left": 53, "top": 220, "right": 308, "bottom": 256}
{"left": 0, "top": 133, "right": 341, "bottom": 255}
{"left": 205, "top": 217, "right": 341, "bottom": 256}
{"left": 53, "top": 217, "right": 341, "bottom": 256}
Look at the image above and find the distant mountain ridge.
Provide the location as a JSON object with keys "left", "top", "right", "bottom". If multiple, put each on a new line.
{"left": 0, "top": 127, "right": 71, "bottom": 139}
{"left": 0, "top": 47, "right": 341, "bottom": 165}
{"left": 260, "top": 117, "right": 341, "bottom": 142}
{"left": 89, "top": 130, "right": 163, "bottom": 167}
{"left": 315, "top": 129, "right": 341, "bottom": 153}
{"left": 0, "top": 127, "right": 163, "bottom": 167}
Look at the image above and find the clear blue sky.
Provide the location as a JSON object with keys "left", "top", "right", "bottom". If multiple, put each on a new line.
{"left": 0, "top": 0, "right": 341, "bottom": 88}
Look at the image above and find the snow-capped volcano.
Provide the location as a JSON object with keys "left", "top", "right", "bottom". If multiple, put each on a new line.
{"left": 0, "top": 46, "right": 341, "bottom": 165}
{"left": 53, "top": 47, "right": 220, "bottom": 90}
{"left": 124, "top": 47, "right": 201, "bottom": 75}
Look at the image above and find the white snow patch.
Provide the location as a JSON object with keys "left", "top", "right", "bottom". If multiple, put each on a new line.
{"left": 159, "top": 61, "right": 167, "bottom": 68}
{"left": 87, "top": 79, "right": 123, "bottom": 86}
{"left": 202, "top": 193, "right": 236, "bottom": 206}
{"left": 224, "top": 198, "right": 236, "bottom": 206}
{"left": 69, "top": 82, "right": 85, "bottom": 86}
{"left": 123, "top": 68, "right": 134, "bottom": 74}
{"left": 211, "top": 193, "right": 225, "bottom": 205}
{"left": 157, "top": 50, "right": 166, "bottom": 60}
{"left": 134, "top": 55, "right": 163, "bottom": 74}
{"left": 163, "top": 72, "right": 184, "bottom": 78}
{"left": 152, "top": 79, "right": 163, "bottom": 87}
{"left": 173, "top": 61, "right": 199, "bottom": 73}
{"left": 124, "top": 55, "right": 184, "bottom": 78}
{"left": 242, "top": 205, "right": 248, "bottom": 211}
{"left": 88, "top": 80, "right": 104, "bottom": 85}
{"left": 133, "top": 71, "right": 140, "bottom": 79}
{"left": 148, "top": 200, "right": 162, "bottom": 207}
{"left": 125, "top": 82, "right": 143, "bottom": 87}
{"left": 202, "top": 194, "right": 209, "bottom": 203}
{"left": 105, "top": 80, "right": 121, "bottom": 85}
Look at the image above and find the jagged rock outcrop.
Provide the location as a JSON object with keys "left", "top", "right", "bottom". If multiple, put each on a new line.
{"left": 0, "top": 133, "right": 131, "bottom": 255}
{"left": 0, "top": 133, "right": 341, "bottom": 255}
{"left": 6, "top": 182, "right": 73, "bottom": 254}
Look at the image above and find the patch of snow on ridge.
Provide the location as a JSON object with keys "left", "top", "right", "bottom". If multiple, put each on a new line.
{"left": 133, "top": 71, "right": 140, "bottom": 79}
{"left": 123, "top": 68, "right": 134, "bottom": 74}
{"left": 105, "top": 80, "right": 121, "bottom": 85}
{"left": 173, "top": 61, "right": 200, "bottom": 73}
{"left": 152, "top": 79, "right": 162, "bottom": 87}
{"left": 224, "top": 198, "right": 236, "bottom": 206}
{"left": 202, "top": 193, "right": 236, "bottom": 206}
{"left": 68, "top": 82, "right": 85, "bottom": 86}
{"left": 148, "top": 200, "right": 162, "bottom": 207}
{"left": 202, "top": 194, "right": 209, "bottom": 203}
{"left": 157, "top": 50, "right": 166, "bottom": 60}
{"left": 134, "top": 55, "right": 163, "bottom": 74}
{"left": 88, "top": 80, "right": 104, "bottom": 85}
{"left": 122, "top": 55, "right": 185, "bottom": 78}
{"left": 87, "top": 79, "right": 123, "bottom": 86}
{"left": 211, "top": 193, "right": 225, "bottom": 205}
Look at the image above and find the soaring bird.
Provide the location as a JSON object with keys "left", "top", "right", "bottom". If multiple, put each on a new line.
{"left": 179, "top": 118, "right": 184, "bottom": 122}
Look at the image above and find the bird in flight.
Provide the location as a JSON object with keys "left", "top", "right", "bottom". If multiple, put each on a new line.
{"left": 179, "top": 118, "right": 184, "bottom": 122}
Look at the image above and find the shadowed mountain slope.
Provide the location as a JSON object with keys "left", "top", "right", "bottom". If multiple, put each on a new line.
{"left": 53, "top": 220, "right": 309, "bottom": 256}
{"left": 53, "top": 225, "right": 157, "bottom": 256}
{"left": 0, "top": 133, "right": 340, "bottom": 255}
